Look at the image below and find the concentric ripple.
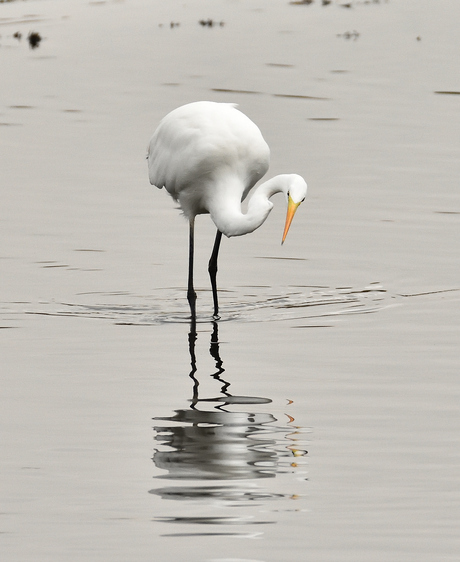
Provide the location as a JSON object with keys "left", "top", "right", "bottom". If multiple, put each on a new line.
{"left": 1, "top": 282, "right": 391, "bottom": 326}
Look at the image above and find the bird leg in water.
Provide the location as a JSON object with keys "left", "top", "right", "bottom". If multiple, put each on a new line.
{"left": 208, "top": 230, "right": 222, "bottom": 318}
{"left": 187, "top": 217, "right": 197, "bottom": 319}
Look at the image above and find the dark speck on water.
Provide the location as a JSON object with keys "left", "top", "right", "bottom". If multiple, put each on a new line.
{"left": 199, "top": 19, "right": 225, "bottom": 27}
{"left": 27, "top": 31, "right": 42, "bottom": 49}
{"left": 337, "top": 30, "right": 360, "bottom": 40}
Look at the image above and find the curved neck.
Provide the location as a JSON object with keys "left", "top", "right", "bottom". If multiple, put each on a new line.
{"left": 209, "top": 175, "right": 292, "bottom": 237}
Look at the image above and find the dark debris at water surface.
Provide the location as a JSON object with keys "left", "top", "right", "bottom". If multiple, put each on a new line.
{"left": 290, "top": 0, "right": 388, "bottom": 6}
{"left": 27, "top": 31, "right": 41, "bottom": 48}
{"left": 0, "top": 29, "right": 42, "bottom": 49}
{"left": 337, "top": 30, "right": 360, "bottom": 40}
{"left": 199, "top": 19, "right": 225, "bottom": 28}
{"left": 158, "top": 19, "right": 225, "bottom": 29}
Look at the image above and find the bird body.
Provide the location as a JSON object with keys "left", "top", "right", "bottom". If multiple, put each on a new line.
{"left": 147, "top": 101, "right": 307, "bottom": 317}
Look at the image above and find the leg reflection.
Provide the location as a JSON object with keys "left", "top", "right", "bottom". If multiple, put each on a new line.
{"left": 188, "top": 320, "right": 199, "bottom": 409}
{"left": 154, "top": 320, "right": 277, "bottom": 481}
{"left": 150, "top": 322, "right": 309, "bottom": 522}
{"left": 189, "top": 320, "right": 232, "bottom": 407}
{"left": 209, "top": 321, "right": 229, "bottom": 396}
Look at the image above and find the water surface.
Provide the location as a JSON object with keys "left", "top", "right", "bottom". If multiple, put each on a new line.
{"left": 1, "top": 0, "right": 459, "bottom": 560}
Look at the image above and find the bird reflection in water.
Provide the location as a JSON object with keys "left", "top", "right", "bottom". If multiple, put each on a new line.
{"left": 150, "top": 321, "right": 309, "bottom": 534}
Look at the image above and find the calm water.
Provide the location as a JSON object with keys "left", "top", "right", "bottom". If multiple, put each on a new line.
{"left": 1, "top": 0, "right": 459, "bottom": 560}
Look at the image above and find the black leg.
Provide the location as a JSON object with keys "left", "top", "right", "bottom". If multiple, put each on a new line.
{"left": 187, "top": 217, "right": 197, "bottom": 319}
{"left": 208, "top": 229, "right": 223, "bottom": 319}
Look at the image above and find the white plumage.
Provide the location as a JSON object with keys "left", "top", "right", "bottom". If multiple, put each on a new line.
{"left": 147, "top": 101, "right": 307, "bottom": 318}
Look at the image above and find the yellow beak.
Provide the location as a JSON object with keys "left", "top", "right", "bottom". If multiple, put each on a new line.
{"left": 282, "top": 195, "right": 301, "bottom": 244}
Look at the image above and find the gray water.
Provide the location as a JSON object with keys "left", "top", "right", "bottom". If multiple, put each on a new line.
{"left": 1, "top": 0, "right": 459, "bottom": 560}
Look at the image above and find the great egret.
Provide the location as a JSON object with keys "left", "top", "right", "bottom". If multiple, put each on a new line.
{"left": 147, "top": 101, "right": 307, "bottom": 318}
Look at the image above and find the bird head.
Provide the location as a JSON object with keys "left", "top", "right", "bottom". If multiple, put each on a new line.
{"left": 282, "top": 175, "right": 307, "bottom": 244}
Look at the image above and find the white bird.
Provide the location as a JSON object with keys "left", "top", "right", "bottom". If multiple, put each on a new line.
{"left": 147, "top": 101, "right": 307, "bottom": 319}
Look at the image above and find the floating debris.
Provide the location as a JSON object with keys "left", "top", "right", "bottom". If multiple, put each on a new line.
{"left": 199, "top": 19, "right": 224, "bottom": 27}
{"left": 13, "top": 31, "right": 22, "bottom": 41}
{"left": 434, "top": 91, "right": 460, "bottom": 95}
{"left": 290, "top": 0, "right": 388, "bottom": 6}
{"left": 337, "top": 30, "right": 360, "bottom": 40}
{"left": 27, "top": 31, "right": 41, "bottom": 49}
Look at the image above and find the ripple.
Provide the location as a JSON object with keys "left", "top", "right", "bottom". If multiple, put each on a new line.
{"left": 149, "top": 485, "right": 285, "bottom": 502}
{"left": 4, "top": 283, "right": 391, "bottom": 326}
{"left": 153, "top": 516, "right": 272, "bottom": 525}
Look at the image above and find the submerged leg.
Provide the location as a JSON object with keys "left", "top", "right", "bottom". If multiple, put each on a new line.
{"left": 187, "top": 217, "right": 197, "bottom": 319}
{"left": 208, "top": 229, "right": 223, "bottom": 319}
